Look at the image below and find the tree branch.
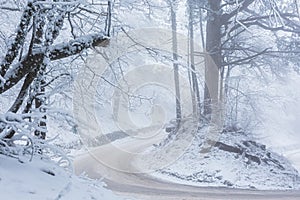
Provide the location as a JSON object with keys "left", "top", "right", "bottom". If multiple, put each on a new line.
{"left": 0, "top": 6, "right": 21, "bottom": 11}
{"left": 8, "top": 71, "right": 37, "bottom": 113}
{"left": 221, "top": 0, "right": 255, "bottom": 24}
{"left": 222, "top": 48, "right": 270, "bottom": 66}
{"left": 0, "top": 33, "right": 109, "bottom": 94}
{"left": 0, "top": 2, "right": 35, "bottom": 77}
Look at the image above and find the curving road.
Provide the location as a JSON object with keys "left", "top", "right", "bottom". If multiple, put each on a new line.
{"left": 74, "top": 133, "right": 300, "bottom": 200}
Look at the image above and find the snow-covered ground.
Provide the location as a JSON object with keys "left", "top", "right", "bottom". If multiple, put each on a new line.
{"left": 135, "top": 119, "right": 300, "bottom": 190}
{"left": 0, "top": 118, "right": 128, "bottom": 200}
{"left": 0, "top": 153, "right": 126, "bottom": 200}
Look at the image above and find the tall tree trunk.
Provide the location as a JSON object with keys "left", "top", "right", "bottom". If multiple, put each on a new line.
{"left": 33, "top": 7, "right": 47, "bottom": 139}
{"left": 204, "top": 0, "right": 222, "bottom": 118}
{"left": 170, "top": 0, "right": 182, "bottom": 124}
{"left": 188, "top": 2, "right": 201, "bottom": 119}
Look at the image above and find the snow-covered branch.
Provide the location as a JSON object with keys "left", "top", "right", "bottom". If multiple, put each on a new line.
{"left": 0, "top": 1, "right": 35, "bottom": 77}
{"left": 0, "top": 34, "right": 109, "bottom": 94}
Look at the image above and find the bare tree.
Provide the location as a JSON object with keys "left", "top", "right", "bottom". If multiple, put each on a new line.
{"left": 197, "top": 0, "right": 300, "bottom": 122}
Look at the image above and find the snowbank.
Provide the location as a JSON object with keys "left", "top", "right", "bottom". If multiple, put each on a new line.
{"left": 138, "top": 122, "right": 300, "bottom": 190}
{"left": 0, "top": 154, "right": 124, "bottom": 200}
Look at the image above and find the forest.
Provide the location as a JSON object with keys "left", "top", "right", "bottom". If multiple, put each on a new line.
{"left": 0, "top": 0, "right": 300, "bottom": 199}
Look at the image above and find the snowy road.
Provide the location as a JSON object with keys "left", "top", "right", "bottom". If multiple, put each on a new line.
{"left": 74, "top": 135, "right": 300, "bottom": 200}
